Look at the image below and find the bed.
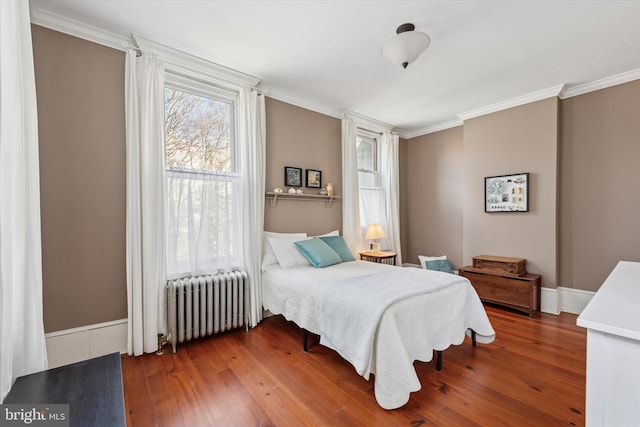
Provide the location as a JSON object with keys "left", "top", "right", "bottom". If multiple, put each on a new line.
{"left": 262, "top": 248, "right": 496, "bottom": 410}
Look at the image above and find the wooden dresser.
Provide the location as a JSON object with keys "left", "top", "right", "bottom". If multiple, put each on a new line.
{"left": 459, "top": 255, "right": 541, "bottom": 316}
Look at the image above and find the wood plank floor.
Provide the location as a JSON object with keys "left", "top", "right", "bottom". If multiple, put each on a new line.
{"left": 121, "top": 305, "right": 586, "bottom": 426}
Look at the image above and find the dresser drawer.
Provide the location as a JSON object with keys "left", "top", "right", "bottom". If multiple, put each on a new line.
{"left": 464, "top": 272, "right": 529, "bottom": 307}
{"left": 460, "top": 268, "right": 541, "bottom": 316}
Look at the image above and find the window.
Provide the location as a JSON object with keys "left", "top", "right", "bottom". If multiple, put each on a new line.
{"left": 357, "top": 131, "right": 378, "bottom": 187}
{"left": 164, "top": 81, "right": 242, "bottom": 278}
{"left": 356, "top": 130, "right": 389, "bottom": 249}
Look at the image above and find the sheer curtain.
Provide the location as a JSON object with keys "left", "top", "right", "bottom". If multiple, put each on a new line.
{"left": 359, "top": 187, "right": 390, "bottom": 249}
{"left": 0, "top": 0, "right": 48, "bottom": 400}
{"left": 125, "top": 50, "right": 166, "bottom": 355}
{"left": 380, "top": 131, "right": 402, "bottom": 264}
{"left": 341, "top": 118, "right": 364, "bottom": 255}
{"left": 238, "top": 88, "right": 266, "bottom": 327}
{"left": 165, "top": 171, "right": 243, "bottom": 277}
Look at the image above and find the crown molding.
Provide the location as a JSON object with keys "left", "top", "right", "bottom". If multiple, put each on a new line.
{"left": 560, "top": 68, "right": 640, "bottom": 99}
{"left": 259, "top": 85, "right": 343, "bottom": 120}
{"left": 29, "top": 1, "right": 131, "bottom": 51}
{"left": 458, "top": 84, "right": 565, "bottom": 122}
{"left": 398, "top": 118, "right": 464, "bottom": 139}
{"left": 344, "top": 110, "right": 393, "bottom": 133}
{"left": 134, "top": 36, "right": 259, "bottom": 90}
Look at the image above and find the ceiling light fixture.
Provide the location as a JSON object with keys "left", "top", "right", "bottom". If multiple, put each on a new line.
{"left": 381, "top": 23, "right": 431, "bottom": 69}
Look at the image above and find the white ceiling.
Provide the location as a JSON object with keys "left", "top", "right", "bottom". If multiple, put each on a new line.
{"left": 29, "top": 0, "right": 640, "bottom": 137}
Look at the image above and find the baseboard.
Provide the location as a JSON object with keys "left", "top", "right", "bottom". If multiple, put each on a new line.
{"left": 541, "top": 287, "right": 559, "bottom": 314}
{"left": 541, "top": 286, "right": 594, "bottom": 315}
{"left": 45, "top": 319, "right": 128, "bottom": 369}
{"left": 558, "top": 287, "right": 595, "bottom": 315}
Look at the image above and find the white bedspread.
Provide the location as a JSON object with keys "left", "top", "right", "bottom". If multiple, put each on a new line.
{"left": 262, "top": 261, "right": 495, "bottom": 409}
{"left": 319, "top": 268, "right": 461, "bottom": 376}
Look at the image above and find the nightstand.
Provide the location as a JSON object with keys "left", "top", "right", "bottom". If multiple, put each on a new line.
{"left": 359, "top": 251, "right": 397, "bottom": 266}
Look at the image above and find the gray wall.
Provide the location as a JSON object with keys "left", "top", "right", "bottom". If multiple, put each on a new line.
{"left": 32, "top": 25, "right": 127, "bottom": 332}
{"left": 400, "top": 127, "right": 463, "bottom": 269}
{"left": 559, "top": 80, "right": 640, "bottom": 291}
{"left": 462, "top": 97, "right": 559, "bottom": 287}
{"left": 264, "top": 98, "right": 342, "bottom": 236}
{"left": 402, "top": 87, "right": 640, "bottom": 293}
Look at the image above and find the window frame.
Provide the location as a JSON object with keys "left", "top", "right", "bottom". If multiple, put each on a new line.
{"left": 164, "top": 73, "right": 238, "bottom": 176}
{"left": 163, "top": 72, "right": 243, "bottom": 277}
{"left": 356, "top": 128, "right": 381, "bottom": 188}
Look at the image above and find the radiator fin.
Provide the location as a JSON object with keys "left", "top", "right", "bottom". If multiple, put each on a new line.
{"left": 167, "top": 271, "right": 249, "bottom": 353}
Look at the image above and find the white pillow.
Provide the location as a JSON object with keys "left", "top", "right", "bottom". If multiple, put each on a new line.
{"left": 262, "top": 231, "right": 307, "bottom": 271}
{"left": 268, "top": 237, "right": 311, "bottom": 269}
{"left": 418, "top": 255, "right": 447, "bottom": 269}
{"left": 315, "top": 229, "right": 339, "bottom": 237}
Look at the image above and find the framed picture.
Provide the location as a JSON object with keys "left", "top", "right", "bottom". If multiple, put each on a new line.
{"left": 485, "top": 172, "right": 529, "bottom": 212}
{"left": 305, "top": 169, "right": 322, "bottom": 188}
{"left": 284, "top": 166, "right": 302, "bottom": 187}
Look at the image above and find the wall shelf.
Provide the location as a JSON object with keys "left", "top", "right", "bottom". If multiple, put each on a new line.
{"left": 265, "top": 192, "right": 340, "bottom": 208}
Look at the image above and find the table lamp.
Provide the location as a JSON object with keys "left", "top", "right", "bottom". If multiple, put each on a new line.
{"left": 365, "top": 223, "right": 386, "bottom": 253}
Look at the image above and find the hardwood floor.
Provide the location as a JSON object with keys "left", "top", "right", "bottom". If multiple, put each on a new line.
{"left": 122, "top": 305, "right": 586, "bottom": 426}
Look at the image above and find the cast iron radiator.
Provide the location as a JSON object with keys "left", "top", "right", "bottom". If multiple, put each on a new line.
{"left": 167, "top": 271, "right": 249, "bottom": 352}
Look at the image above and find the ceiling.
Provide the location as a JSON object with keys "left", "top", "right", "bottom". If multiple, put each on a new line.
{"left": 29, "top": 0, "right": 640, "bottom": 137}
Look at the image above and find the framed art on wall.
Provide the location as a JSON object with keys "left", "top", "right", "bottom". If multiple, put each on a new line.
{"left": 305, "top": 169, "right": 322, "bottom": 188}
{"left": 485, "top": 172, "right": 529, "bottom": 212}
{"left": 284, "top": 166, "right": 302, "bottom": 187}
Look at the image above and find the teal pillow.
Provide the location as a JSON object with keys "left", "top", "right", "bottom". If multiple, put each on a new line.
{"left": 425, "top": 259, "right": 456, "bottom": 274}
{"left": 319, "top": 236, "right": 356, "bottom": 262}
{"left": 295, "top": 238, "right": 342, "bottom": 268}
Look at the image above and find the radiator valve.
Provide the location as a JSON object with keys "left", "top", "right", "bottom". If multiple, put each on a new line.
{"left": 156, "top": 333, "right": 168, "bottom": 355}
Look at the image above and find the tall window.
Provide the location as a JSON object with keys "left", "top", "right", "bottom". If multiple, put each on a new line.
{"left": 357, "top": 130, "right": 389, "bottom": 249}
{"left": 164, "top": 82, "right": 242, "bottom": 278}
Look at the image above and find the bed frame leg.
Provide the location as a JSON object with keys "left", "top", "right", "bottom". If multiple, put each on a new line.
{"left": 436, "top": 350, "right": 442, "bottom": 371}
{"left": 303, "top": 329, "right": 309, "bottom": 352}
{"left": 471, "top": 329, "right": 477, "bottom": 347}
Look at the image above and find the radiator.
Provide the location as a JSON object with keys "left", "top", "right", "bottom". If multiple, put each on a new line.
{"left": 167, "top": 271, "right": 249, "bottom": 353}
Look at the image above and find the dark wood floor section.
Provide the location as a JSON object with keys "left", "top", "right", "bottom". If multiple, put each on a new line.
{"left": 122, "top": 305, "right": 586, "bottom": 426}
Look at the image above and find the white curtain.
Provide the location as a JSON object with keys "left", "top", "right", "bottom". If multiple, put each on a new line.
{"left": 359, "top": 187, "right": 390, "bottom": 249}
{"left": 166, "top": 171, "right": 243, "bottom": 277}
{"left": 0, "top": 0, "right": 48, "bottom": 400}
{"left": 125, "top": 50, "right": 166, "bottom": 355}
{"left": 380, "top": 132, "right": 402, "bottom": 264}
{"left": 238, "top": 88, "right": 266, "bottom": 327}
{"left": 341, "top": 118, "right": 364, "bottom": 255}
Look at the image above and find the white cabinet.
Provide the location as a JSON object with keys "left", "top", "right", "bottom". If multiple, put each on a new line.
{"left": 577, "top": 261, "right": 640, "bottom": 427}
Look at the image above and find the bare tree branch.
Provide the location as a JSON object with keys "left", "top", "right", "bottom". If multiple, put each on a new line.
{"left": 165, "top": 88, "right": 231, "bottom": 173}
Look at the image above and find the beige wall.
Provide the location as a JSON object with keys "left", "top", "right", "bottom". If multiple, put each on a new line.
{"left": 32, "top": 25, "right": 127, "bottom": 332}
{"left": 400, "top": 127, "right": 464, "bottom": 268}
{"left": 462, "top": 97, "right": 559, "bottom": 287}
{"left": 264, "top": 97, "right": 342, "bottom": 235}
{"left": 559, "top": 81, "right": 640, "bottom": 292}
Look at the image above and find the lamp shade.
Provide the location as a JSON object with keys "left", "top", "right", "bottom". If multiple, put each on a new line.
{"left": 365, "top": 223, "right": 386, "bottom": 240}
{"left": 381, "top": 23, "right": 431, "bottom": 69}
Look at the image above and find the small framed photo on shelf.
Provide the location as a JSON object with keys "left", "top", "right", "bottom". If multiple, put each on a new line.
{"left": 284, "top": 166, "right": 302, "bottom": 187}
{"left": 305, "top": 169, "right": 322, "bottom": 188}
{"left": 485, "top": 172, "right": 529, "bottom": 212}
